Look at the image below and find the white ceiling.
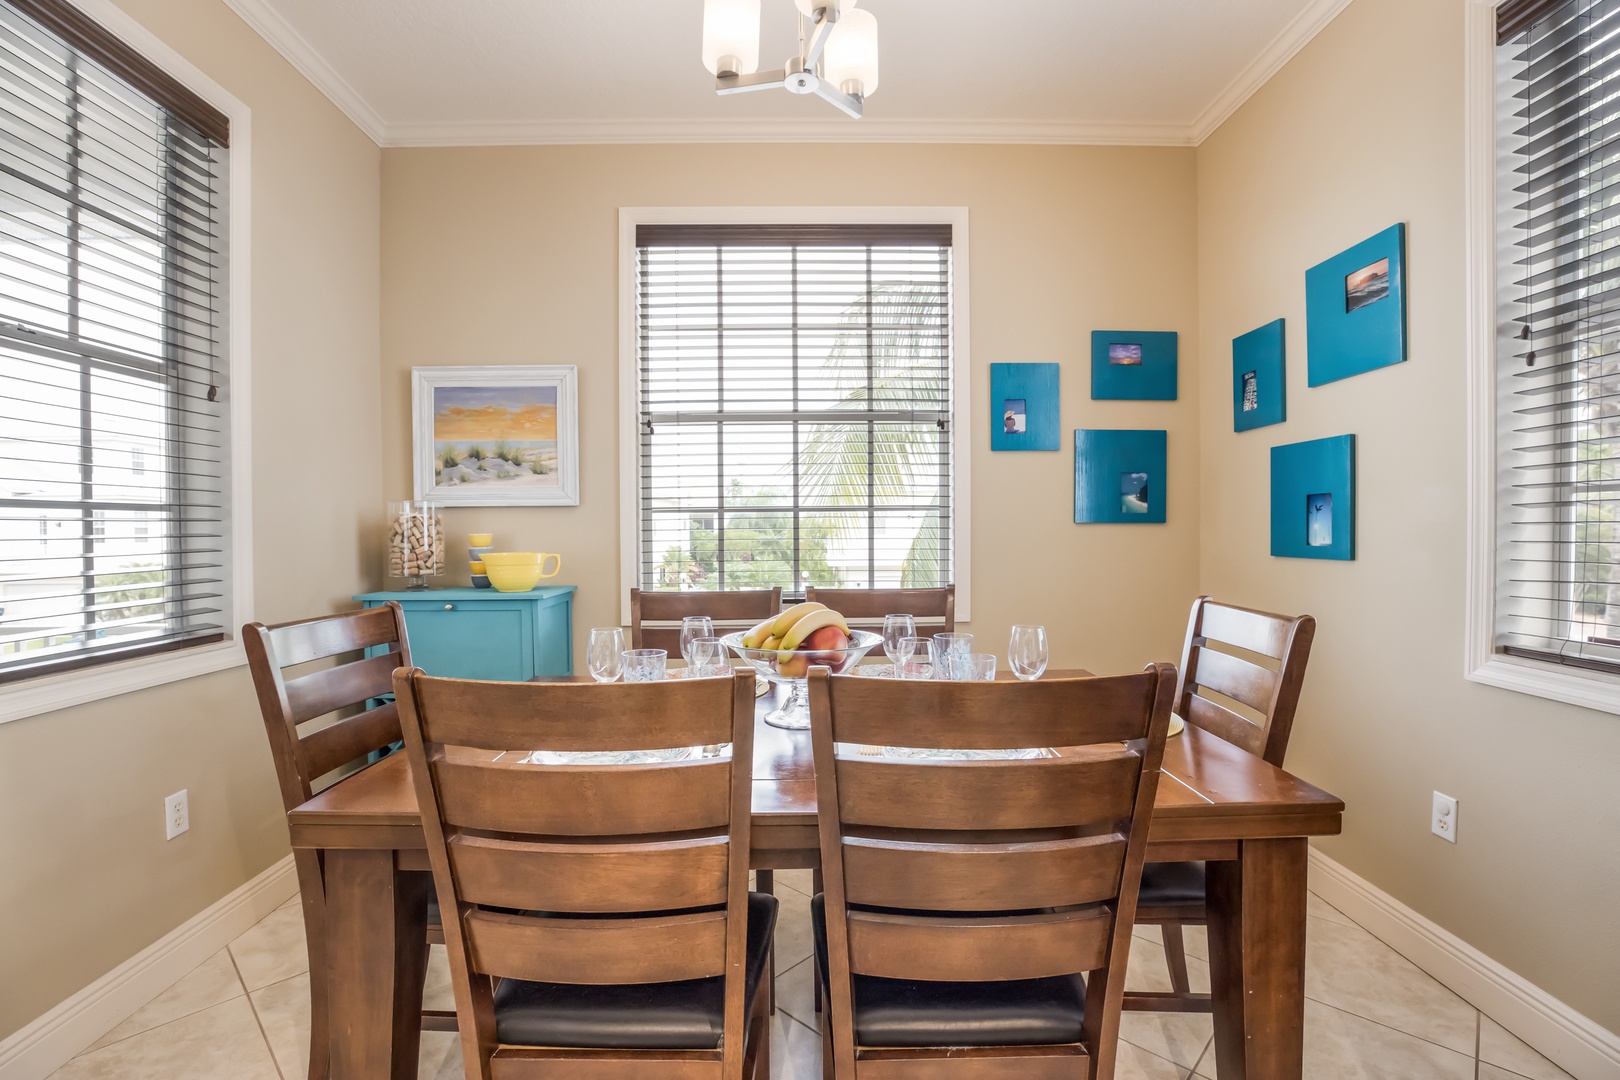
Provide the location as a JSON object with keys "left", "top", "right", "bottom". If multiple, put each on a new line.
{"left": 219, "top": 0, "right": 1353, "bottom": 147}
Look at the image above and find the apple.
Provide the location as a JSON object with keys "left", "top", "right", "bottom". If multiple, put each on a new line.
{"left": 804, "top": 626, "right": 852, "bottom": 671}
{"left": 777, "top": 652, "right": 810, "bottom": 679}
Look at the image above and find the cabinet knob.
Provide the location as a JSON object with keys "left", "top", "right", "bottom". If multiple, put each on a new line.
{"left": 443, "top": 603, "right": 455, "bottom": 611}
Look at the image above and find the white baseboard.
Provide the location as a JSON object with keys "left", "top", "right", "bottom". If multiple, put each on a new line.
{"left": 1309, "top": 849, "right": 1620, "bottom": 1080}
{"left": 0, "top": 855, "right": 299, "bottom": 1080}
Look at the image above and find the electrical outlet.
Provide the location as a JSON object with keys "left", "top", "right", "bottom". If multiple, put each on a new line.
{"left": 1431, "top": 791, "right": 1457, "bottom": 843}
{"left": 165, "top": 790, "right": 189, "bottom": 840}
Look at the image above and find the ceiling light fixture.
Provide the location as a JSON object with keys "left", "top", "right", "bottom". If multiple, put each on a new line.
{"left": 701, "top": 0, "right": 879, "bottom": 119}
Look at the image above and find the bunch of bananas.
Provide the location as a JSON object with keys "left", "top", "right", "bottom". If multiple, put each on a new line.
{"left": 739, "top": 602, "right": 853, "bottom": 678}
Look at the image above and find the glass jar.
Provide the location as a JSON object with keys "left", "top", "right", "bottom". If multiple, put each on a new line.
{"left": 386, "top": 500, "right": 444, "bottom": 590}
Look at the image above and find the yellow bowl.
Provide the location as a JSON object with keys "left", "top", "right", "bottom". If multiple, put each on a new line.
{"left": 484, "top": 563, "right": 541, "bottom": 592}
{"left": 468, "top": 533, "right": 493, "bottom": 547}
{"left": 469, "top": 560, "right": 486, "bottom": 574}
{"left": 481, "top": 550, "right": 561, "bottom": 581}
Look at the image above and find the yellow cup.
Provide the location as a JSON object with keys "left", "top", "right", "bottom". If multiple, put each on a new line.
{"left": 468, "top": 533, "right": 493, "bottom": 547}
{"left": 469, "top": 560, "right": 486, "bottom": 574}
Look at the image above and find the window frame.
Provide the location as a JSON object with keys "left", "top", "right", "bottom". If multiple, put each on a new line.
{"left": 1463, "top": 0, "right": 1620, "bottom": 715}
{"left": 617, "top": 206, "right": 972, "bottom": 624}
{"left": 0, "top": 0, "right": 252, "bottom": 725}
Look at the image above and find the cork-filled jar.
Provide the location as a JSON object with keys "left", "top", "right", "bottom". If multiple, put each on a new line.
{"left": 386, "top": 500, "right": 444, "bottom": 590}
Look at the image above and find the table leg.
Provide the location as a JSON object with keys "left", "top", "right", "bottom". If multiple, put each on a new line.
{"left": 323, "top": 851, "right": 431, "bottom": 1080}
{"left": 1206, "top": 837, "right": 1308, "bottom": 1080}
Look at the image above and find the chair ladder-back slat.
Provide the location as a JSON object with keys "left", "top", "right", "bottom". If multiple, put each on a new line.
{"left": 846, "top": 907, "right": 1113, "bottom": 983}
{"left": 447, "top": 835, "right": 730, "bottom": 913}
{"left": 463, "top": 908, "right": 729, "bottom": 986}
{"left": 841, "top": 834, "right": 1128, "bottom": 912}
{"left": 804, "top": 586, "right": 955, "bottom": 633}
{"left": 630, "top": 588, "right": 782, "bottom": 653}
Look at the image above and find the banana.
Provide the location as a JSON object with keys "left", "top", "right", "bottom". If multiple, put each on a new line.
{"left": 761, "top": 635, "right": 782, "bottom": 651}
{"left": 778, "top": 608, "right": 850, "bottom": 650}
{"left": 769, "top": 601, "right": 826, "bottom": 639}
{"left": 740, "top": 616, "right": 777, "bottom": 649}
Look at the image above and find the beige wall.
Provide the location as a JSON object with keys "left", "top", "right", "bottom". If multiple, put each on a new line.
{"left": 0, "top": 0, "right": 381, "bottom": 1041}
{"left": 380, "top": 144, "right": 1202, "bottom": 678}
{"left": 1196, "top": 0, "right": 1620, "bottom": 1029}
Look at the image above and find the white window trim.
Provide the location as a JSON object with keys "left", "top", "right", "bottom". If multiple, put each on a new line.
{"left": 0, "top": 0, "right": 254, "bottom": 726}
{"left": 1462, "top": 0, "right": 1620, "bottom": 716}
{"left": 617, "top": 205, "right": 972, "bottom": 625}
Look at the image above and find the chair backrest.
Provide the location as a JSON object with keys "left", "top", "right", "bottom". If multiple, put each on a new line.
{"left": 629, "top": 587, "right": 782, "bottom": 653}
{"left": 1175, "top": 596, "right": 1315, "bottom": 767}
{"left": 394, "top": 669, "right": 759, "bottom": 1078}
{"left": 808, "top": 664, "right": 1174, "bottom": 1076}
{"left": 243, "top": 603, "right": 412, "bottom": 813}
{"left": 804, "top": 585, "right": 955, "bottom": 634}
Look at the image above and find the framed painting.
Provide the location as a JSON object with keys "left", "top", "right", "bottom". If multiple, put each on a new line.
{"left": 1090, "top": 330, "right": 1177, "bottom": 400}
{"left": 1074, "top": 429, "right": 1167, "bottom": 524}
{"left": 412, "top": 365, "right": 580, "bottom": 506}
{"left": 1233, "top": 318, "right": 1286, "bottom": 432}
{"left": 1270, "top": 434, "right": 1354, "bottom": 560}
{"left": 990, "top": 363, "right": 1061, "bottom": 450}
{"left": 1306, "top": 223, "right": 1407, "bottom": 386}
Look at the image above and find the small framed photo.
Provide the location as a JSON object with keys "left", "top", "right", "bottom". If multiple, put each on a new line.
{"left": 1074, "top": 429, "right": 1167, "bottom": 524}
{"left": 412, "top": 365, "right": 580, "bottom": 506}
{"left": 1091, "top": 331, "right": 1177, "bottom": 400}
{"left": 1270, "top": 435, "right": 1354, "bottom": 560}
{"left": 989, "top": 363, "right": 1060, "bottom": 450}
{"left": 1232, "top": 318, "right": 1286, "bottom": 432}
{"left": 1306, "top": 224, "right": 1406, "bottom": 386}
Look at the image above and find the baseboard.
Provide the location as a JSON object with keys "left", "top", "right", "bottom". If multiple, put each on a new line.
{"left": 1309, "top": 848, "right": 1620, "bottom": 1080}
{"left": 0, "top": 854, "right": 299, "bottom": 1080}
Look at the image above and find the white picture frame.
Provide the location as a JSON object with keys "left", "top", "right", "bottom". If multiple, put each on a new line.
{"left": 411, "top": 365, "right": 580, "bottom": 506}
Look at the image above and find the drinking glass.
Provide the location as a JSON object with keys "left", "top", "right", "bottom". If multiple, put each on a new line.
{"left": 587, "top": 627, "right": 625, "bottom": 683}
{"left": 965, "top": 653, "right": 997, "bottom": 681}
{"left": 1009, "top": 625, "right": 1048, "bottom": 681}
{"left": 679, "top": 616, "right": 714, "bottom": 664}
{"left": 882, "top": 614, "right": 918, "bottom": 664}
{"left": 895, "top": 636, "right": 930, "bottom": 679}
{"left": 687, "top": 636, "right": 725, "bottom": 677}
{"left": 928, "top": 633, "right": 974, "bottom": 681}
{"left": 622, "top": 649, "right": 667, "bottom": 682}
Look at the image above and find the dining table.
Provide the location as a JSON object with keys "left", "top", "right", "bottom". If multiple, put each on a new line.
{"left": 287, "top": 670, "right": 1344, "bottom": 1080}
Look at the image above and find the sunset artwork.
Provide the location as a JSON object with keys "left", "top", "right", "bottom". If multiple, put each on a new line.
{"left": 432, "top": 385, "right": 561, "bottom": 489}
{"left": 1344, "top": 258, "right": 1390, "bottom": 314}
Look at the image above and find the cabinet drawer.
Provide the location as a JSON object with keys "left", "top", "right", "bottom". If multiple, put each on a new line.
{"left": 392, "top": 600, "right": 535, "bottom": 681}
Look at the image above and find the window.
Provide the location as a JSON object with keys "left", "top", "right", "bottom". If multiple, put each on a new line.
{"left": 632, "top": 222, "right": 955, "bottom": 598}
{"left": 0, "top": 0, "right": 231, "bottom": 684}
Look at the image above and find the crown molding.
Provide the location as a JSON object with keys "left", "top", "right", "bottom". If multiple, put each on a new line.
{"left": 217, "top": 0, "right": 386, "bottom": 143}
{"left": 381, "top": 117, "right": 1197, "bottom": 148}
{"left": 1189, "top": 0, "right": 1356, "bottom": 144}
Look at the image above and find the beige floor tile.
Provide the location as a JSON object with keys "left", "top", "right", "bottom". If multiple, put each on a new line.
{"left": 1120, "top": 1009, "right": 1212, "bottom": 1071}
{"left": 48, "top": 997, "right": 280, "bottom": 1080}
{"left": 775, "top": 870, "right": 814, "bottom": 897}
{"left": 1113, "top": 1041, "right": 1193, "bottom": 1080}
{"left": 278, "top": 891, "right": 302, "bottom": 912}
{"left": 1124, "top": 936, "right": 1211, "bottom": 996}
{"left": 1479, "top": 1017, "right": 1574, "bottom": 1080}
{"left": 88, "top": 948, "right": 244, "bottom": 1050}
{"left": 229, "top": 903, "right": 309, "bottom": 991}
{"left": 424, "top": 945, "right": 456, "bottom": 1012}
{"left": 777, "top": 956, "right": 820, "bottom": 1033}
{"left": 1194, "top": 999, "right": 1475, "bottom": 1079}
{"left": 770, "top": 1013, "right": 823, "bottom": 1080}
{"left": 249, "top": 970, "right": 311, "bottom": 1078}
{"left": 774, "top": 886, "right": 814, "bottom": 970}
{"left": 1304, "top": 915, "right": 1478, "bottom": 1055}
{"left": 418, "top": 1031, "right": 466, "bottom": 1079}
{"left": 1308, "top": 890, "right": 1356, "bottom": 927}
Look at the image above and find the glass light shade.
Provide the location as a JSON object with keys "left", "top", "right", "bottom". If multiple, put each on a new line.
{"left": 822, "top": 7, "right": 878, "bottom": 96}
{"left": 794, "top": 0, "right": 856, "bottom": 19}
{"left": 702, "top": 0, "right": 760, "bottom": 75}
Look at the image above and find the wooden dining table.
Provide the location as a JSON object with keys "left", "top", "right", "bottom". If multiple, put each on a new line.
{"left": 288, "top": 671, "right": 1344, "bottom": 1080}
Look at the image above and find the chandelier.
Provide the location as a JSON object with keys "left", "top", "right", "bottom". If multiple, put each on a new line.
{"left": 701, "top": 0, "right": 879, "bottom": 119}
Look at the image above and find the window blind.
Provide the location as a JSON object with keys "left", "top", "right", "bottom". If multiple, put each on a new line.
{"left": 1496, "top": 0, "right": 1620, "bottom": 674}
{"left": 635, "top": 224, "right": 953, "bottom": 596}
{"left": 0, "top": 0, "right": 228, "bottom": 682}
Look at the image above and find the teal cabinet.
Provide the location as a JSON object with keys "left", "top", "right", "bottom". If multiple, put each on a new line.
{"left": 354, "top": 587, "right": 575, "bottom": 680}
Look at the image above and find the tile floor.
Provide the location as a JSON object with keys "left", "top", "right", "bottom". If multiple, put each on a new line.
{"left": 50, "top": 869, "right": 1574, "bottom": 1080}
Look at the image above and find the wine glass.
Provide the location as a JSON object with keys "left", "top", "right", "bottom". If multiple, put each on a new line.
{"left": 1009, "top": 624, "right": 1048, "bottom": 681}
{"left": 882, "top": 614, "right": 917, "bottom": 666}
{"left": 587, "top": 627, "right": 626, "bottom": 682}
{"left": 679, "top": 616, "right": 714, "bottom": 664}
{"left": 688, "top": 636, "right": 725, "bottom": 677}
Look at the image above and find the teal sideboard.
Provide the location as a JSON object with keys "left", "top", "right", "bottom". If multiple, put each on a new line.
{"left": 354, "top": 586, "right": 576, "bottom": 680}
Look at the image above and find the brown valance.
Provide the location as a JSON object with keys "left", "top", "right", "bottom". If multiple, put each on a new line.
{"left": 636, "top": 223, "right": 952, "bottom": 248}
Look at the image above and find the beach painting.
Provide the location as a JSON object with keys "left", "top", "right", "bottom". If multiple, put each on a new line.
{"left": 1306, "top": 493, "right": 1333, "bottom": 546}
{"left": 1108, "top": 343, "right": 1143, "bottom": 366}
{"left": 1344, "top": 258, "right": 1390, "bottom": 313}
{"left": 1121, "top": 472, "right": 1150, "bottom": 514}
{"left": 413, "top": 366, "right": 580, "bottom": 506}
{"left": 1003, "top": 398, "right": 1027, "bottom": 434}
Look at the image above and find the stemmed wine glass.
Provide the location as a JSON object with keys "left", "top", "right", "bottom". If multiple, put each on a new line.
{"left": 1008, "top": 624, "right": 1048, "bottom": 681}
{"left": 679, "top": 616, "right": 714, "bottom": 664}
{"left": 688, "top": 636, "right": 725, "bottom": 677}
{"left": 587, "top": 627, "right": 626, "bottom": 682}
{"left": 882, "top": 614, "right": 917, "bottom": 667}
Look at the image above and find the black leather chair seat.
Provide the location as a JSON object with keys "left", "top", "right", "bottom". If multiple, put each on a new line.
{"left": 1137, "top": 861, "right": 1207, "bottom": 908}
{"left": 426, "top": 893, "right": 439, "bottom": 926}
{"left": 812, "top": 896, "right": 1086, "bottom": 1048}
{"left": 491, "top": 893, "right": 777, "bottom": 1050}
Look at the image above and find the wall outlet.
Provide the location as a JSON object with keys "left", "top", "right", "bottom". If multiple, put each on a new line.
{"left": 1431, "top": 791, "right": 1457, "bottom": 843}
{"left": 165, "top": 790, "right": 189, "bottom": 840}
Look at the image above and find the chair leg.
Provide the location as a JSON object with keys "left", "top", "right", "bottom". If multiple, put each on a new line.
{"left": 812, "top": 869, "right": 823, "bottom": 1015}
{"left": 757, "top": 870, "right": 775, "bottom": 1015}
{"left": 1162, "top": 922, "right": 1192, "bottom": 995}
{"left": 821, "top": 1014, "right": 835, "bottom": 1080}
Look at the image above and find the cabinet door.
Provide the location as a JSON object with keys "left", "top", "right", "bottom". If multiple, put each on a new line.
{"left": 397, "top": 603, "right": 534, "bottom": 681}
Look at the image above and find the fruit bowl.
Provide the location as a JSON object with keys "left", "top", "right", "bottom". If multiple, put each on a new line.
{"left": 720, "top": 628, "right": 882, "bottom": 729}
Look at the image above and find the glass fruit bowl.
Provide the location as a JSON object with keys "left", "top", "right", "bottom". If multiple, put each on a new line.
{"left": 720, "top": 629, "right": 882, "bottom": 730}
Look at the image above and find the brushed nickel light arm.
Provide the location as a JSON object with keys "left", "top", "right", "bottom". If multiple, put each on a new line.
{"left": 703, "top": 0, "right": 876, "bottom": 119}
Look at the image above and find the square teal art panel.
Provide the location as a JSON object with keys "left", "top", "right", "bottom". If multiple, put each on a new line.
{"left": 1233, "top": 318, "right": 1286, "bottom": 432}
{"left": 1270, "top": 434, "right": 1355, "bottom": 560}
{"left": 1306, "top": 224, "right": 1407, "bottom": 386}
{"left": 1090, "top": 331, "right": 1177, "bottom": 400}
{"left": 990, "top": 363, "right": 1060, "bottom": 450}
{"left": 1074, "top": 429, "right": 1167, "bottom": 524}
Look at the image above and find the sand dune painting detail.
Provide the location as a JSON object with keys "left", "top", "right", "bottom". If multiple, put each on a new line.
{"left": 413, "top": 366, "right": 580, "bottom": 506}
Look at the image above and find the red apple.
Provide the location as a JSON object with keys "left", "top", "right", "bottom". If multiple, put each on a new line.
{"left": 777, "top": 652, "right": 810, "bottom": 679}
{"left": 804, "top": 626, "right": 852, "bottom": 671}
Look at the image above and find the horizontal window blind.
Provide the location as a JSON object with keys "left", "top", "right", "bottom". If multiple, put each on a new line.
{"left": 0, "top": 0, "right": 228, "bottom": 682}
{"left": 1497, "top": 0, "right": 1620, "bottom": 675}
{"left": 635, "top": 225, "right": 953, "bottom": 596}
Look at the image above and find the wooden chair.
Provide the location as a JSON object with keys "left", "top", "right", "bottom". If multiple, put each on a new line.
{"left": 1126, "top": 596, "right": 1316, "bottom": 1014}
{"left": 243, "top": 603, "right": 455, "bottom": 1080}
{"left": 393, "top": 667, "right": 775, "bottom": 1080}
{"left": 807, "top": 663, "right": 1176, "bottom": 1080}
{"left": 629, "top": 587, "right": 782, "bottom": 654}
{"left": 804, "top": 585, "right": 955, "bottom": 634}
